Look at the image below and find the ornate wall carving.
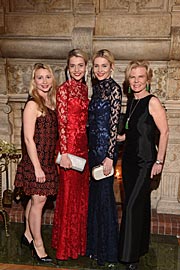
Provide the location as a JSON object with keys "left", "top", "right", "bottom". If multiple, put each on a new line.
{"left": 97, "top": 0, "right": 169, "bottom": 14}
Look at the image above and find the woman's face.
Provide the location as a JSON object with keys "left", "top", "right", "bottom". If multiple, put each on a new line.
{"left": 68, "top": 56, "right": 86, "bottom": 81}
{"left": 34, "top": 68, "right": 53, "bottom": 94}
{"left": 129, "top": 66, "right": 148, "bottom": 93}
{"left": 93, "top": 57, "right": 112, "bottom": 81}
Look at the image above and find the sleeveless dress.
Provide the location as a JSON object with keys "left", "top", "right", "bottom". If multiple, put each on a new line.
{"left": 14, "top": 103, "right": 59, "bottom": 196}
{"left": 118, "top": 95, "right": 157, "bottom": 263}
{"left": 87, "top": 77, "right": 122, "bottom": 265}
{"left": 52, "top": 79, "right": 89, "bottom": 260}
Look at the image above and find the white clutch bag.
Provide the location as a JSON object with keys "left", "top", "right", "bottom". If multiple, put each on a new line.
{"left": 56, "top": 152, "right": 86, "bottom": 172}
{"left": 92, "top": 165, "right": 114, "bottom": 180}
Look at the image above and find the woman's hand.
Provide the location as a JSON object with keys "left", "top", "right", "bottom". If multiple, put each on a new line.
{"left": 117, "top": 134, "right": 126, "bottom": 142}
{"left": 102, "top": 157, "right": 113, "bottom": 176}
{"left": 35, "top": 167, "right": 46, "bottom": 183}
{"left": 60, "top": 153, "right": 72, "bottom": 169}
{"left": 150, "top": 162, "right": 163, "bottom": 179}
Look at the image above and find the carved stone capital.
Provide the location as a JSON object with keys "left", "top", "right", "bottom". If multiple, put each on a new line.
{"left": 167, "top": 61, "right": 180, "bottom": 100}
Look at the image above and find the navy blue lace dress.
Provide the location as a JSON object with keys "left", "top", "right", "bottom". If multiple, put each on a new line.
{"left": 87, "top": 77, "right": 122, "bottom": 265}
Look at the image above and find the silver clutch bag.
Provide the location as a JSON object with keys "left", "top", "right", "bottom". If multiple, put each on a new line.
{"left": 92, "top": 165, "right": 114, "bottom": 180}
{"left": 56, "top": 152, "right": 86, "bottom": 172}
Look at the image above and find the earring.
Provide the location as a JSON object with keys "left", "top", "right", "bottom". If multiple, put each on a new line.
{"left": 85, "top": 68, "right": 88, "bottom": 82}
{"left": 111, "top": 69, "right": 114, "bottom": 78}
{"left": 146, "top": 84, "right": 150, "bottom": 92}
{"left": 67, "top": 69, "right": 71, "bottom": 81}
{"left": 128, "top": 86, "right": 131, "bottom": 94}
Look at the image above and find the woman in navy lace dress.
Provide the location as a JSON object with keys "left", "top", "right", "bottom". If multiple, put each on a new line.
{"left": 87, "top": 49, "right": 122, "bottom": 267}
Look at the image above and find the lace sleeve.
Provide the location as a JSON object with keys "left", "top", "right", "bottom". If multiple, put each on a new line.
{"left": 107, "top": 83, "right": 122, "bottom": 159}
{"left": 56, "top": 82, "right": 68, "bottom": 153}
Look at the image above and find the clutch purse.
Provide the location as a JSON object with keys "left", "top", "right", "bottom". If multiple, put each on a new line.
{"left": 92, "top": 165, "right": 114, "bottom": 180}
{"left": 56, "top": 152, "right": 86, "bottom": 172}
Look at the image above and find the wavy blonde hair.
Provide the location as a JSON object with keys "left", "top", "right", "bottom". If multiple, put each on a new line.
{"left": 29, "top": 63, "right": 56, "bottom": 114}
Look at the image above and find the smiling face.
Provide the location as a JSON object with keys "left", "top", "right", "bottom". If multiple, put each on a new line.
{"left": 129, "top": 66, "right": 149, "bottom": 94}
{"left": 93, "top": 57, "right": 113, "bottom": 81}
{"left": 34, "top": 68, "right": 53, "bottom": 94}
{"left": 68, "top": 56, "right": 86, "bottom": 81}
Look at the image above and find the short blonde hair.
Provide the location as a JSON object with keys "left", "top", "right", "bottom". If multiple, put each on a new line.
{"left": 125, "top": 60, "right": 153, "bottom": 83}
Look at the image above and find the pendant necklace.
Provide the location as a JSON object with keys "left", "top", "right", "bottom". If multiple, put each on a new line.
{"left": 125, "top": 99, "right": 140, "bottom": 130}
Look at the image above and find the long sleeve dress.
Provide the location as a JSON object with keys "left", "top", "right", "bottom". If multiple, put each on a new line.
{"left": 86, "top": 77, "right": 122, "bottom": 265}
{"left": 118, "top": 95, "right": 157, "bottom": 264}
{"left": 52, "top": 79, "right": 89, "bottom": 260}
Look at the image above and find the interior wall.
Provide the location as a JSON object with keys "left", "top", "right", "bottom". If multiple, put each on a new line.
{"left": 0, "top": 0, "right": 180, "bottom": 214}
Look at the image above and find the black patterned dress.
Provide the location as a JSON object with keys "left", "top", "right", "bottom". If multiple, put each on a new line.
{"left": 87, "top": 77, "right": 122, "bottom": 265}
{"left": 14, "top": 103, "right": 59, "bottom": 196}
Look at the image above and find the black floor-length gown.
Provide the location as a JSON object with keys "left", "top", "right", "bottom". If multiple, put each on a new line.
{"left": 119, "top": 95, "right": 157, "bottom": 263}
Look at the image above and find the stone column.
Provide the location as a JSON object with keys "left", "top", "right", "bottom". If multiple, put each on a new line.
{"left": 156, "top": 61, "right": 180, "bottom": 214}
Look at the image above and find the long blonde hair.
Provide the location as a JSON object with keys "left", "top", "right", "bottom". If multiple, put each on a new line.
{"left": 29, "top": 63, "right": 56, "bottom": 114}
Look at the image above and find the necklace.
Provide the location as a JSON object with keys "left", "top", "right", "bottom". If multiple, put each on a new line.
{"left": 125, "top": 99, "right": 140, "bottom": 130}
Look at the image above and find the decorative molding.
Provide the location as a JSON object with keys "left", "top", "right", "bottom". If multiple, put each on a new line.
{"left": 10, "top": 0, "right": 72, "bottom": 13}
{"left": 6, "top": 62, "right": 66, "bottom": 95}
{"left": 167, "top": 61, "right": 180, "bottom": 100}
{"left": 151, "top": 66, "right": 168, "bottom": 101}
{"left": 98, "top": 0, "right": 169, "bottom": 14}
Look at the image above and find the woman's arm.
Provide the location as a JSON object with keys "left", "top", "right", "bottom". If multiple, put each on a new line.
{"left": 149, "top": 97, "right": 169, "bottom": 178}
{"left": 23, "top": 100, "right": 46, "bottom": 182}
{"left": 103, "top": 83, "right": 122, "bottom": 175}
{"left": 56, "top": 83, "right": 72, "bottom": 169}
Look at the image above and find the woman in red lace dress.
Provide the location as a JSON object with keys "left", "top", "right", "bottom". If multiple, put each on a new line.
{"left": 14, "top": 63, "right": 58, "bottom": 262}
{"left": 52, "top": 49, "right": 89, "bottom": 263}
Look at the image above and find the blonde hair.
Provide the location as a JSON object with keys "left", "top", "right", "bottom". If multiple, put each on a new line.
{"left": 67, "top": 48, "right": 88, "bottom": 66}
{"left": 29, "top": 63, "right": 56, "bottom": 114}
{"left": 125, "top": 60, "right": 153, "bottom": 83}
{"left": 92, "top": 49, "right": 115, "bottom": 66}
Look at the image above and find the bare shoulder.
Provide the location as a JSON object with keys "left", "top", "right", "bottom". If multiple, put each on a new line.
{"left": 25, "top": 99, "right": 38, "bottom": 109}
{"left": 149, "top": 96, "right": 165, "bottom": 116}
{"left": 24, "top": 100, "right": 39, "bottom": 118}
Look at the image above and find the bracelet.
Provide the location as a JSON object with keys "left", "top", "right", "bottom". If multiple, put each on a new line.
{"left": 155, "top": 160, "right": 163, "bottom": 165}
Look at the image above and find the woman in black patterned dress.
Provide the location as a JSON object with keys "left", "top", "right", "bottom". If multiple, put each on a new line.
{"left": 14, "top": 63, "right": 58, "bottom": 262}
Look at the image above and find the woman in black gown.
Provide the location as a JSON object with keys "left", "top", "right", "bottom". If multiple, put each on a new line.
{"left": 117, "top": 60, "right": 169, "bottom": 270}
{"left": 87, "top": 49, "right": 122, "bottom": 267}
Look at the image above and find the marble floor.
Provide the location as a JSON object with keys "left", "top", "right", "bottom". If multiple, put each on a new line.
{"left": 0, "top": 222, "right": 179, "bottom": 270}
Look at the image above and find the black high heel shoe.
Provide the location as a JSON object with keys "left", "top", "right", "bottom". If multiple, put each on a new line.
{"left": 21, "top": 234, "right": 33, "bottom": 249}
{"left": 32, "top": 241, "right": 52, "bottom": 263}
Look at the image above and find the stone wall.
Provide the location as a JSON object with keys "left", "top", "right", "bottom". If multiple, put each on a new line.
{"left": 0, "top": 0, "right": 180, "bottom": 214}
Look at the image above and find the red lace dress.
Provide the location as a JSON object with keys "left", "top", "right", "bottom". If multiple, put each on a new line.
{"left": 52, "top": 79, "right": 89, "bottom": 260}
